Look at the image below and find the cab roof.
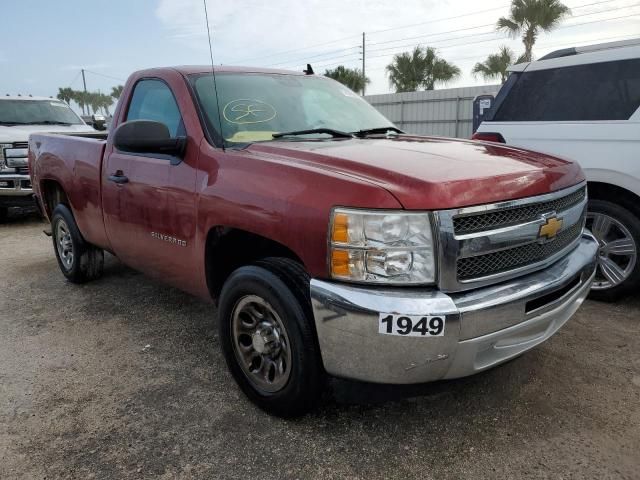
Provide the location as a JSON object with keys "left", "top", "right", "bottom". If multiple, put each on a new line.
{"left": 135, "top": 65, "right": 308, "bottom": 77}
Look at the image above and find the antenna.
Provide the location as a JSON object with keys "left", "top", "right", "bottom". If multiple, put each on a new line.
{"left": 203, "top": 0, "right": 225, "bottom": 151}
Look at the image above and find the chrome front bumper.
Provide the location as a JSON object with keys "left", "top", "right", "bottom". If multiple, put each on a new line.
{"left": 310, "top": 233, "right": 598, "bottom": 384}
{"left": 0, "top": 174, "right": 32, "bottom": 196}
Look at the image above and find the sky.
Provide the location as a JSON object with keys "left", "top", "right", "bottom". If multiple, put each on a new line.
{"left": 1, "top": 0, "right": 638, "bottom": 113}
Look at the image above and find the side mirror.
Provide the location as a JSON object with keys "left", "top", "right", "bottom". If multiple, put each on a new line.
{"left": 91, "top": 114, "right": 106, "bottom": 131}
{"left": 113, "top": 120, "right": 186, "bottom": 158}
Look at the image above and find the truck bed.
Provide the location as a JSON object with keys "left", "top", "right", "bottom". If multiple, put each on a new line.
{"left": 29, "top": 132, "right": 109, "bottom": 249}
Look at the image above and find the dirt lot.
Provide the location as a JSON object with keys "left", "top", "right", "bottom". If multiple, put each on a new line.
{"left": 1, "top": 215, "right": 639, "bottom": 480}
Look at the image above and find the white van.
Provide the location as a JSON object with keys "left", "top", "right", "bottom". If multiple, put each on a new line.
{"left": 474, "top": 38, "right": 640, "bottom": 301}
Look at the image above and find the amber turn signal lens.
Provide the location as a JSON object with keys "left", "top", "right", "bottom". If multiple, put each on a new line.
{"left": 331, "top": 249, "right": 350, "bottom": 276}
{"left": 331, "top": 213, "right": 349, "bottom": 243}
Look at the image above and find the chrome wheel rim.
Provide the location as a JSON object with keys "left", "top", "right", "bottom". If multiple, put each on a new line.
{"left": 586, "top": 212, "right": 637, "bottom": 290}
{"left": 55, "top": 219, "right": 74, "bottom": 270}
{"left": 230, "top": 295, "right": 292, "bottom": 394}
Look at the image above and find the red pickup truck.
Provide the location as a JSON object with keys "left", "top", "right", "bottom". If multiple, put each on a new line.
{"left": 29, "top": 66, "right": 598, "bottom": 416}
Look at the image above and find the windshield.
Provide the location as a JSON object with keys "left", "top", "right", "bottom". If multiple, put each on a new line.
{"left": 0, "top": 100, "right": 84, "bottom": 125}
{"left": 191, "top": 73, "right": 394, "bottom": 144}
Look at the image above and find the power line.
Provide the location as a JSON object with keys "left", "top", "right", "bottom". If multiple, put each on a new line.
{"left": 315, "top": 56, "right": 363, "bottom": 69}
{"left": 273, "top": 0, "right": 625, "bottom": 68}
{"left": 267, "top": 44, "right": 361, "bottom": 67}
{"left": 368, "top": 24, "right": 495, "bottom": 48}
{"left": 233, "top": 33, "right": 362, "bottom": 64}
{"left": 232, "top": 8, "right": 511, "bottom": 66}
{"left": 68, "top": 70, "right": 82, "bottom": 88}
{"left": 367, "top": 0, "right": 621, "bottom": 39}
{"left": 365, "top": 31, "right": 640, "bottom": 73}
{"left": 363, "top": 8, "right": 640, "bottom": 62}
{"left": 83, "top": 70, "right": 126, "bottom": 83}
{"left": 302, "top": 9, "right": 639, "bottom": 73}
{"left": 367, "top": 30, "right": 499, "bottom": 56}
{"left": 366, "top": 4, "right": 510, "bottom": 35}
{"left": 367, "top": 0, "right": 635, "bottom": 53}
{"left": 284, "top": 31, "right": 502, "bottom": 69}
{"left": 302, "top": 6, "right": 636, "bottom": 70}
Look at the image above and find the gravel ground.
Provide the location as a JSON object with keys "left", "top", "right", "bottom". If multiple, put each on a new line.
{"left": 1, "top": 216, "right": 639, "bottom": 480}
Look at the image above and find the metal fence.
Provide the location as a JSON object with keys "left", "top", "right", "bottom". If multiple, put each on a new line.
{"left": 365, "top": 84, "right": 500, "bottom": 139}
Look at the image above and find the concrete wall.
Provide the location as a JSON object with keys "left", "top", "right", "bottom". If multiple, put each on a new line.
{"left": 365, "top": 84, "right": 500, "bottom": 139}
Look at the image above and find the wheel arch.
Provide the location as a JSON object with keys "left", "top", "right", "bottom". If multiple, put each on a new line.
{"left": 39, "top": 179, "right": 70, "bottom": 219}
{"left": 204, "top": 226, "right": 307, "bottom": 301}
{"left": 587, "top": 181, "right": 640, "bottom": 218}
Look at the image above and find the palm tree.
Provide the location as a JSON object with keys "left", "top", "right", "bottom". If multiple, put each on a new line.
{"left": 324, "top": 66, "right": 370, "bottom": 94}
{"left": 472, "top": 46, "right": 517, "bottom": 83}
{"left": 110, "top": 85, "right": 124, "bottom": 99}
{"left": 497, "top": 0, "right": 570, "bottom": 62}
{"left": 99, "top": 93, "right": 113, "bottom": 115}
{"left": 422, "top": 47, "right": 461, "bottom": 90}
{"left": 72, "top": 90, "right": 89, "bottom": 115}
{"left": 56, "top": 87, "right": 75, "bottom": 105}
{"left": 386, "top": 46, "right": 460, "bottom": 93}
{"left": 86, "top": 92, "right": 102, "bottom": 115}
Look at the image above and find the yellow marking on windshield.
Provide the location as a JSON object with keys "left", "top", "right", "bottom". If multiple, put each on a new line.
{"left": 223, "top": 99, "right": 277, "bottom": 125}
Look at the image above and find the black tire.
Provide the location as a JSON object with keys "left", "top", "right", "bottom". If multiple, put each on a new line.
{"left": 0, "top": 207, "right": 8, "bottom": 223}
{"left": 218, "top": 257, "right": 324, "bottom": 417}
{"left": 587, "top": 199, "right": 640, "bottom": 302}
{"left": 51, "top": 204, "right": 104, "bottom": 283}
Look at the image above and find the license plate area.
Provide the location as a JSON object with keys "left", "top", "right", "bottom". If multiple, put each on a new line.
{"left": 378, "top": 313, "right": 445, "bottom": 337}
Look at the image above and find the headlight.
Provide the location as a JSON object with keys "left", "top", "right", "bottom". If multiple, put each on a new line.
{"left": 329, "top": 208, "right": 436, "bottom": 285}
{"left": 0, "top": 144, "right": 11, "bottom": 171}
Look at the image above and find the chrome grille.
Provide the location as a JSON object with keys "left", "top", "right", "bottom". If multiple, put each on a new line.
{"left": 12, "top": 142, "right": 28, "bottom": 148}
{"left": 457, "top": 220, "right": 584, "bottom": 280}
{"left": 454, "top": 186, "right": 586, "bottom": 234}
{"left": 435, "top": 182, "right": 588, "bottom": 292}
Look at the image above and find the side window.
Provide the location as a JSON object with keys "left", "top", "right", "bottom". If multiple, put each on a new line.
{"left": 493, "top": 58, "right": 640, "bottom": 121}
{"left": 126, "top": 79, "right": 184, "bottom": 136}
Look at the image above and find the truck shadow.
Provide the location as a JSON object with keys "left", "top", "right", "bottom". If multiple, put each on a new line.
{"left": 92, "top": 254, "right": 544, "bottom": 415}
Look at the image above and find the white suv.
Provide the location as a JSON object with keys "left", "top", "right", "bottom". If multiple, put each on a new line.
{"left": 474, "top": 38, "right": 640, "bottom": 301}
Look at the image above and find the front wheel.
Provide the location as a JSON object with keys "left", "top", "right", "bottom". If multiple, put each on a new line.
{"left": 218, "top": 258, "right": 324, "bottom": 417}
{"left": 586, "top": 199, "right": 640, "bottom": 301}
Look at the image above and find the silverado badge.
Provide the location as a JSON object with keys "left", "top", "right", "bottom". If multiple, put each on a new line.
{"left": 538, "top": 216, "right": 563, "bottom": 241}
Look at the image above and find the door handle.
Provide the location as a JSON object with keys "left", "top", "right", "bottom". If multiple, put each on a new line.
{"left": 108, "top": 170, "right": 129, "bottom": 184}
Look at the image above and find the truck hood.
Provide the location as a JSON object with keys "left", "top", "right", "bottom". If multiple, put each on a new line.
{"left": 0, "top": 124, "right": 95, "bottom": 143}
{"left": 250, "top": 136, "right": 584, "bottom": 209}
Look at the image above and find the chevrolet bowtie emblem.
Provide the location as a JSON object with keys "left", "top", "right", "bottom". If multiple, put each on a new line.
{"left": 539, "top": 216, "right": 563, "bottom": 240}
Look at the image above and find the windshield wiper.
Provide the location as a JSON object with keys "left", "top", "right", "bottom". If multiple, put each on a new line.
{"left": 20, "top": 121, "right": 73, "bottom": 126}
{"left": 0, "top": 121, "right": 26, "bottom": 126}
{"left": 273, "top": 128, "right": 353, "bottom": 139}
{"left": 352, "top": 127, "right": 404, "bottom": 138}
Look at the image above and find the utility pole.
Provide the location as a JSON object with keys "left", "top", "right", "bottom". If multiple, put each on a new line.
{"left": 362, "top": 32, "right": 366, "bottom": 96}
{"left": 81, "top": 69, "right": 88, "bottom": 116}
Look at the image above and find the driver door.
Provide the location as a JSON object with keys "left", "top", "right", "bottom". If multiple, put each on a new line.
{"left": 102, "top": 78, "right": 198, "bottom": 286}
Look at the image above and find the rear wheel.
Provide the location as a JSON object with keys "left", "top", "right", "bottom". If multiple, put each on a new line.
{"left": 218, "top": 257, "right": 323, "bottom": 417}
{"left": 51, "top": 204, "right": 104, "bottom": 283}
{"left": 586, "top": 199, "right": 640, "bottom": 301}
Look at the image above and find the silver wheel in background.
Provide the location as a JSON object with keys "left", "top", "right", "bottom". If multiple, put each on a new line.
{"left": 55, "top": 219, "right": 74, "bottom": 270}
{"left": 230, "top": 295, "right": 292, "bottom": 394}
{"left": 586, "top": 212, "right": 637, "bottom": 290}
